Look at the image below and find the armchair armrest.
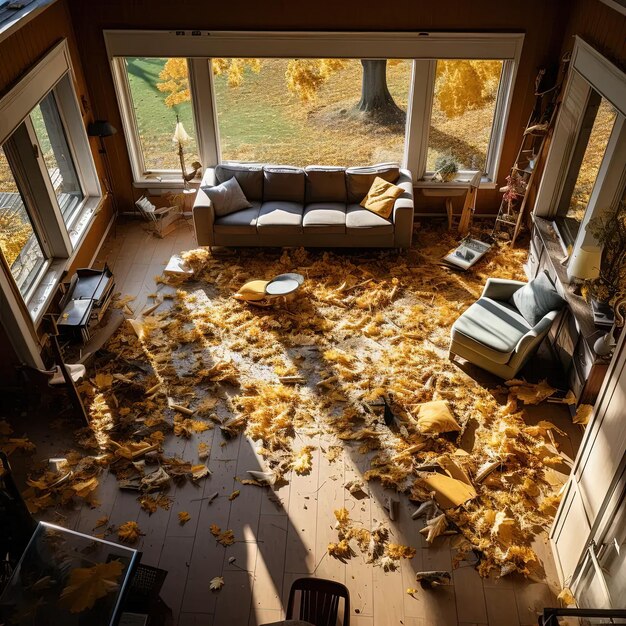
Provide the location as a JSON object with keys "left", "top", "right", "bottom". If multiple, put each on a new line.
{"left": 481, "top": 278, "right": 527, "bottom": 302}
{"left": 508, "top": 309, "right": 559, "bottom": 373}
{"left": 393, "top": 168, "right": 414, "bottom": 248}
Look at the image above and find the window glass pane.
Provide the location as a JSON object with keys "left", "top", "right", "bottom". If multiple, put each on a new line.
{"left": 0, "top": 146, "right": 46, "bottom": 296}
{"left": 427, "top": 59, "right": 504, "bottom": 174}
{"left": 125, "top": 57, "right": 200, "bottom": 171}
{"left": 212, "top": 58, "right": 411, "bottom": 167}
{"left": 566, "top": 97, "right": 617, "bottom": 223}
{"left": 30, "top": 92, "right": 84, "bottom": 223}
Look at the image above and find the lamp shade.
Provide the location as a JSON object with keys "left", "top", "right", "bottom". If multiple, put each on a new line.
{"left": 87, "top": 120, "right": 117, "bottom": 138}
{"left": 172, "top": 121, "right": 190, "bottom": 144}
{"left": 567, "top": 245, "right": 602, "bottom": 281}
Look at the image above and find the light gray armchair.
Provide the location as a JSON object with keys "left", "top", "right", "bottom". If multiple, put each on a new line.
{"left": 449, "top": 277, "right": 561, "bottom": 379}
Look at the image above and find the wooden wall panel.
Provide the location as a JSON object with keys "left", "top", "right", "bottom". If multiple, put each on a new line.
{"left": 0, "top": 0, "right": 114, "bottom": 379}
{"left": 66, "top": 0, "right": 572, "bottom": 216}
{"left": 560, "top": 0, "right": 626, "bottom": 69}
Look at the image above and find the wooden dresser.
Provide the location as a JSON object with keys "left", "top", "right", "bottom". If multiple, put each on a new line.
{"left": 528, "top": 217, "right": 611, "bottom": 406}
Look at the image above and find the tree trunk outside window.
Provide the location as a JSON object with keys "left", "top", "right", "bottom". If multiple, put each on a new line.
{"left": 357, "top": 60, "right": 405, "bottom": 123}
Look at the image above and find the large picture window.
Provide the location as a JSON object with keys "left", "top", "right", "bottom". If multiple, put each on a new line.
{"left": 107, "top": 31, "right": 522, "bottom": 185}
{"left": 123, "top": 56, "right": 199, "bottom": 172}
{"left": 426, "top": 60, "right": 504, "bottom": 174}
{"left": 212, "top": 58, "right": 411, "bottom": 167}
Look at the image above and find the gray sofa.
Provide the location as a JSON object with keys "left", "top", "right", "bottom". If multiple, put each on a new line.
{"left": 449, "top": 277, "right": 561, "bottom": 379}
{"left": 192, "top": 163, "right": 414, "bottom": 248}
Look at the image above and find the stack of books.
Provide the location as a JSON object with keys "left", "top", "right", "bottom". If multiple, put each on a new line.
{"left": 58, "top": 266, "right": 115, "bottom": 343}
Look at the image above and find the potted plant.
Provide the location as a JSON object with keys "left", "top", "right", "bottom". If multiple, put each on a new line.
{"left": 432, "top": 155, "right": 459, "bottom": 183}
{"left": 583, "top": 199, "right": 626, "bottom": 310}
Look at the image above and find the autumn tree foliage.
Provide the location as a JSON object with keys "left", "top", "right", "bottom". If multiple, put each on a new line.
{"left": 157, "top": 57, "right": 501, "bottom": 123}
{"left": 0, "top": 209, "right": 33, "bottom": 267}
{"left": 156, "top": 58, "right": 190, "bottom": 107}
{"left": 434, "top": 60, "right": 502, "bottom": 118}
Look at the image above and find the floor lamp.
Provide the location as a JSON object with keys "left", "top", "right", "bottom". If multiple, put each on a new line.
{"left": 87, "top": 120, "right": 119, "bottom": 230}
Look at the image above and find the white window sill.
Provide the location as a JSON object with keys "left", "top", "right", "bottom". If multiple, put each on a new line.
{"left": 27, "top": 195, "right": 105, "bottom": 324}
{"left": 414, "top": 179, "right": 498, "bottom": 190}
{"left": 132, "top": 177, "right": 200, "bottom": 191}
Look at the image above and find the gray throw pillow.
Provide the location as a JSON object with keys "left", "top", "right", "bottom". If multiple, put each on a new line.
{"left": 201, "top": 177, "right": 252, "bottom": 217}
{"left": 510, "top": 270, "right": 566, "bottom": 326}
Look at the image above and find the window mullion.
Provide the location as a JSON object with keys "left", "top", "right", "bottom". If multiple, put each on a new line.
{"left": 188, "top": 58, "right": 219, "bottom": 167}
{"left": 484, "top": 59, "right": 516, "bottom": 182}
{"left": 111, "top": 57, "right": 148, "bottom": 180}
{"left": 405, "top": 60, "right": 435, "bottom": 182}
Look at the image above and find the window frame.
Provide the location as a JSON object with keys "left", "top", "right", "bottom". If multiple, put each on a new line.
{"left": 534, "top": 37, "right": 626, "bottom": 273}
{"left": 0, "top": 39, "right": 104, "bottom": 365}
{"left": 104, "top": 30, "right": 523, "bottom": 187}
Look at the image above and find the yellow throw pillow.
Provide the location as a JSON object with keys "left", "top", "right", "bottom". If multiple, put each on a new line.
{"left": 415, "top": 400, "right": 460, "bottom": 435}
{"left": 360, "top": 176, "right": 404, "bottom": 219}
{"left": 234, "top": 280, "right": 269, "bottom": 302}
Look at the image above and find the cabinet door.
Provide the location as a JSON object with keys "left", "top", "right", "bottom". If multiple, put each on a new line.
{"left": 555, "top": 309, "right": 579, "bottom": 372}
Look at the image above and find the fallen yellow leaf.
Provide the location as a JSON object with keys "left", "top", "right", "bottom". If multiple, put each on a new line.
{"left": 178, "top": 511, "right": 191, "bottom": 525}
{"left": 118, "top": 521, "right": 142, "bottom": 543}
{"left": 59, "top": 560, "right": 123, "bottom": 613}
{"left": 209, "top": 576, "right": 224, "bottom": 591}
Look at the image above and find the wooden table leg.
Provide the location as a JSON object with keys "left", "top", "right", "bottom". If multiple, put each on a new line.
{"left": 445, "top": 198, "right": 453, "bottom": 230}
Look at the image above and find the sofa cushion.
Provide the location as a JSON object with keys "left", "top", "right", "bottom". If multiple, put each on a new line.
{"left": 215, "top": 164, "right": 263, "bottom": 201}
{"left": 201, "top": 176, "right": 252, "bottom": 217}
{"left": 510, "top": 270, "right": 566, "bottom": 326}
{"left": 305, "top": 166, "right": 347, "bottom": 203}
{"left": 303, "top": 202, "right": 346, "bottom": 234}
{"left": 346, "top": 203, "right": 394, "bottom": 235}
{"left": 451, "top": 297, "right": 533, "bottom": 364}
{"left": 257, "top": 201, "right": 303, "bottom": 234}
{"left": 360, "top": 176, "right": 404, "bottom": 219}
{"left": 345, "top": 163, "right": 400, "bottom": 203}
{"left": 213, "top": 201, "right": 261, "bottom": 235}
{"left": 263, "top": 166, "right": 305, "bottom": 203}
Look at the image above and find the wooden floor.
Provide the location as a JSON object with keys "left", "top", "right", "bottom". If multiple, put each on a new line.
{"left": 14, "top": 218, "right": 581, "bottom": 626}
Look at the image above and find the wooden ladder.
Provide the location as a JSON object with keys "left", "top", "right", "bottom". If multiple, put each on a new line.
{"left": 492, "top": 57, "right": 570, "bottom": 245}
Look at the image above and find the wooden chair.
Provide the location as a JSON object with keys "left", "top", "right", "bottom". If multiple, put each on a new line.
{"left": 19, "top": 316, "right": 89, "bottom": 424}
{"left": 135, "top": 195, "right": 180, "bottom": 238}
{"left": 286, "top": 577, "right": 350, "bottom": 626}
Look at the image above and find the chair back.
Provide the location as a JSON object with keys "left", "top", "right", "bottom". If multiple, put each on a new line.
{"left": 286, "top": 577, "right": 350, "bottom": 626}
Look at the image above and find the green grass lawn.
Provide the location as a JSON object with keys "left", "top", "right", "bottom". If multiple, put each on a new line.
{"left": 126, "top": 57, "right": 200, "bottom": 170}
{"left": 127, "top": 58, "right": 411, "bottom": 168}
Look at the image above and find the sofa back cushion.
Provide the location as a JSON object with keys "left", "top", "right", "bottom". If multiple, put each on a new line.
{"left": 263, "top": 166, "right": 305, "bottom": 203}
{"left": 215, "top": 163, "right": 263, "bottom": 201}
{"left": 305, "top": 166, "right": 347, "bottom": 203}
{"left": 345, "top": 163, "right": 400, "bottom": 204}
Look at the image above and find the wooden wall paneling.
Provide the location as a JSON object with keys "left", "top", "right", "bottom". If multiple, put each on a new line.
{"left": 66, "top": 0, "right": 572, "bottom": 216}
{"left": 0, "top": 0, "right": 120, "bottom": 368}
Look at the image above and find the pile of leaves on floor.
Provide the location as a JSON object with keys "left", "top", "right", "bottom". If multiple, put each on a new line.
{"left": 6, "top": 226, "right": 579, "bottom": 579}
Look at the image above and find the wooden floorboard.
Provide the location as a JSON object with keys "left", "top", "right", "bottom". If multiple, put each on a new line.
{"left": 7, "top": 219, "right": 575, "bottom": 626}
